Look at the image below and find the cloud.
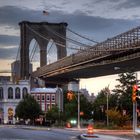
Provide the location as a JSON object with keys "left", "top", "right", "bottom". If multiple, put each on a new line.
{"left": 0, "top": 35, "right": 19, "bottom": 46}
{"left": 115, "top": 0, "right": 140, "bottom": 9}
{"left": 0, "top": 5, "right": 140, "bottom": 60}
{"left": 0, "top": 46, "right": 18, "bottom": 59}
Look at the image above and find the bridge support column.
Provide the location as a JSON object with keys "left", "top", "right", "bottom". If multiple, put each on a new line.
{"left": 40, "top": 49, "right": 47, "bottom": 67}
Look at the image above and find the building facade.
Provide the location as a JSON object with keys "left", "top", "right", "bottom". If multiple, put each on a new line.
{"left": 31, "top": 88, "right": 63, "bottom": 112}
{"left": 0, "top": 80, "right": 30, "bottom": 124}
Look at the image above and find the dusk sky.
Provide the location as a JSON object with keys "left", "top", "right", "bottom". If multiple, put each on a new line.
{"left": 0, "top": 0, "right": 140, "bottom": 94}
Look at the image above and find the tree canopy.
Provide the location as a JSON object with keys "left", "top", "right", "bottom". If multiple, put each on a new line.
{"left": 15, "top": 94, "right": 42, "bottom": 122}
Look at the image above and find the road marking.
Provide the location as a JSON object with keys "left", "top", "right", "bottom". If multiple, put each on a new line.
{"left": 70, "top": 136, "right": 79, "bottom": 140}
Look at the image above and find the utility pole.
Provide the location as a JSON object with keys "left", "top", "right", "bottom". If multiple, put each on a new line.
{"left": 133, "top": 72, "right": 138, "bottom": 134}
{"left": 78, "top": 90, "right": 80, "bottom": 129}
{"left": 107, "top": 89, "right": 109, "bottom": 126}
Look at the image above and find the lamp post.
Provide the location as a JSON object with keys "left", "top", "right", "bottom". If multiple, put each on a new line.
{"left": 78, "top": 90, "right": 80, "bottom": 129}
{"left": 106, "top": 86, "right": 110, "bottom": 126}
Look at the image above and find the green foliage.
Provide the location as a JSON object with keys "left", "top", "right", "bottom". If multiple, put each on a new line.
{"left": 113, "top": 71, "right": 136, "bottom": 115}
{"left": 45, "top": 105, "right": 60, "bottom": 121}
{"left": 106, "top": 108, "right": 130, "bottom": 126}
{"left": 64, "top": 91, "right": 94, "bottom": 121}
{"left": 15, "top": 94, "right": 42, "bottom": 121}
{"left": 93, "top": 88, "right": 108, "bottom": 121}
{"left": 93, "top": 71, "right": 135, "bottom": 124}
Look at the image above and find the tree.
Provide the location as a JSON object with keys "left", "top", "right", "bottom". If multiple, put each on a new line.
{"left": 113, "top": 71, "right": 136, "bottom": 116}
{"left": 64, "top": 92, "right": 93, "bottom": 122}
{"left": 93, "top": 88, "right": 108, "bottom": 121}
{"left": 45, "top": 105, "right": 60, "bottom": 122}
{"left": 15, "top": 94, "right": 42, "bottom": 123}
{"left": 106, "top": 108, "right": 130, "bottom": 126}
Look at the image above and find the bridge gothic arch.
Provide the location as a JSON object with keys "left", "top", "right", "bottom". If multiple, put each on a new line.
{"left": 47, "top": 39, "right": 57, "bottom": 64}
{"left": 29, "top": 38, "right": 40, "bottom": 71}
{"left": 19, "top": 21, "right": 68, "bottom": 79}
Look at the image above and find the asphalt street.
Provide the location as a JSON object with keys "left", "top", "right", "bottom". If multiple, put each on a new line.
{"left": 0, "top": 125, "right": 80, "bottom": 140}
{"left": 0, "top": 125, "right": 140, "bottom": 140}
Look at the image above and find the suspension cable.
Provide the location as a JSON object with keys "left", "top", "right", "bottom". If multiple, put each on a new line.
{"left": 26, "top": 24, "right": 84, "bottom": 51}
{"left": 44, "top": 25, "right": 92, "bottom": 48}
{"left": 26, "top": 24, "right": 140, "bottom": 53}
{"left": 30, "top": 41, "right": 38, "bottom": 62}
{"left": 67, "top": 27, "right": 99, "bottom": 44}
{"left": 16, "top": 45, "right": 20, "bottom": 61}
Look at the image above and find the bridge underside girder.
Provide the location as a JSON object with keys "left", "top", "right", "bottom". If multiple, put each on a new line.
{"left": 38, "top": 49, "right": 140, "bottom": 84}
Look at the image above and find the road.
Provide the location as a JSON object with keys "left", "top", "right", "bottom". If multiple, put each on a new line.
{"left": 0, "top": 125, "right": 140, "bottom": 140}
{"left": 0, "top": 125, "right": 80, "bottom": 140}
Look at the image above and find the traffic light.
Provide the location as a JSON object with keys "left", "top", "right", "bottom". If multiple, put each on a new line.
{"left": 67, "top": 91, "right": 73, "bottom": 101}
{"left": 132, "top": 85, "right": 138, "bottom": 102}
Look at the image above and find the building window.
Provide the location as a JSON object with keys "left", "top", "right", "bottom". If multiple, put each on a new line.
{"left": 0, "top": 87, "right": 3, "bottom": 99}
{"left": 15, "top": 87, "right": 20, "bottom": 99}
{"left": 46, "top": 94, "right": 50, "bottom": 101}
{"left": 42, "top": 105, "right": 45, "bottom": 111}
{"left": 42, "top": 95, "right": 45, "bottom": 101}
{"left": 8, "top": 87, "right": 13, "bottom": 99}
{"left": 37, "top": 95, "right": 40, "bottom": 101}
{"left": 51, "top": 94, "right": 55, "bottom": 101}
{"left": 23, "top": 87, "right": 28, "bottom": 99}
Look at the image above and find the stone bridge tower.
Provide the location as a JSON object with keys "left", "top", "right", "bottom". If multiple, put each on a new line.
{"left": 19, "top": 21, "right": 68, "bottom": 80}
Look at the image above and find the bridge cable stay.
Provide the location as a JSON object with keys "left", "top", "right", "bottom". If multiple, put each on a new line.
{"left": 43, "top": 25, "right": 93, "bottom": 49}
{"left": 66, "top": 27, "right": 99, "bottom": 44}
{"left": 30, "top": 40, "right": 38, "bottom": 62}
{"left": 41, "top": 25, "right": 140, "bottom": 53}
{"left": 46, "top": 40, "right": 57, "bottom": 64}
{"left": 16, "top": 45, "right": 21, "bottom": 61}
{"left": 26, "top": 24, "right": 140, "bottom": 54}
{"left": 26, "top": 25, "right": 84, "bottom": 52}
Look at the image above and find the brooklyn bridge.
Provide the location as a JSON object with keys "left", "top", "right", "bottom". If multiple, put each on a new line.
{"left": 18, "top": 21, "right": 140, "bottom": 84}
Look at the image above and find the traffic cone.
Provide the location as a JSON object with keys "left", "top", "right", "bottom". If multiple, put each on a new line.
{"left": 87, "top": 124, "right": 94, "bottom": 135}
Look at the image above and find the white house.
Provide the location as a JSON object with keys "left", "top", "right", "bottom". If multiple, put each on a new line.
{"left": 0, "top": 80, "right": 30, "bottom": 124}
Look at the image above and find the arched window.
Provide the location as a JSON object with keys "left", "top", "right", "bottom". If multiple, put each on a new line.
{"left": 22, "top": 87, "right": 28, "bottom": 99}
{"left": 0, "top": 87, "right": 3, "bottom": 99}
{"left": 15, "top": 87, "right": 20, "bottom": 99}
{"left": 8, "top": 87, "right": 13, "bottom": 99}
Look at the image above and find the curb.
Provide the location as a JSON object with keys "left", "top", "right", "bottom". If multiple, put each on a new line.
{"left": 80, "top": 134, "right": 99, "bottom": 140}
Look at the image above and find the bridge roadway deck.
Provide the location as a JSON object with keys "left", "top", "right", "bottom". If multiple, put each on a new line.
{"left": 32, "top": 50, "right": 140, "bottom": 83}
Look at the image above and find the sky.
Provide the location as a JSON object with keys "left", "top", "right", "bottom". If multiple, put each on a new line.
{"left": 0, "top": 0, "right": 140, "bottom": 94}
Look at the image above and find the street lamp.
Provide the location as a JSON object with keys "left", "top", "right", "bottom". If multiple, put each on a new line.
{"left": 78, "top": 90, "right": 80, "bottom": 129}
{"left": 106, "top": 85, "right": 110, "bottom": 126}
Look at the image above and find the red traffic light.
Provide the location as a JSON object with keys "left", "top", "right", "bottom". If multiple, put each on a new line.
{"left": 132, "top": 93, "right": 136, "bottom": 102}
{"left": 67, "top": 91, "right": 73, "bottom": 101}
{"left": 133, "top": 85, "right": 138, "bottom": 92}
{"left": 132, "top": 85, "right": 139, "bottom": 102}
